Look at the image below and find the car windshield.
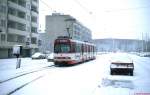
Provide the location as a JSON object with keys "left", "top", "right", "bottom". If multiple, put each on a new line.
{"left": 54, "top": 44, "right": 70, "bottom": 53}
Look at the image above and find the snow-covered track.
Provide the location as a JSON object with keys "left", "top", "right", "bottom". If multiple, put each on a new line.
{"left": 0, "top": 65, "right": 55, "bottom": 84}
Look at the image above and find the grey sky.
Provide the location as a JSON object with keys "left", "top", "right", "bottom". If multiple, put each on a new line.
{"left": 39, "top": 0, "right": 150, "bottom": 39}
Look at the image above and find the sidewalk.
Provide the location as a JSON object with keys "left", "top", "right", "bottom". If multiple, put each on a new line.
{"left": 0, "top": 58, "right": 53, "bottom": 82}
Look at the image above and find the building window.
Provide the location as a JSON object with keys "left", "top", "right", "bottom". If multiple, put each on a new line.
{"left": 18, "top": 0, "right": 26, "bottom": 7}
{"left": 1, "top": 34, "right": 5, "bottom": 41}
{"left": 17, "top": 11, "right": 26, "bottom": 19}
{"left": 8, "top": 20, "right": 26, "bottom": 31}
{"left": 9, "top": 0, "right": 26, "bottom": 8}
{"left": 31, "top": 27, "right": 37, "bottom": 33}
{"left": 8, "top": 7, "right": 17, "bottom": 16}
{"left": 8, "top": 7, "right": 26, "bottom": 19}
{"left": 31, "top": 5, "right": 38, "bottom": 13}
{"left": 8, "top": 20, "right": 17, "bottom": 29}
{"left": 0, "top": 20, "right": 6, "bottom": 27}
{"left": 7, "top": 34, "right": 17, "bottom": 42}
{"left": 31, "top": 16, "right": 37, "bottom": 22}
{"left": 0, "top": 5, "right": 6, "bottom": 13}
{"left": 7, "top": 34, "right": 25, "bottom": 43}
{"left": 31, "top": 37, "right": 37, "bottom": 44}
{"left": 17, "top": 35, "right": 25, "bottom": 43}
{"left": 17, "top": 22, "right": 26, "bottom": 31}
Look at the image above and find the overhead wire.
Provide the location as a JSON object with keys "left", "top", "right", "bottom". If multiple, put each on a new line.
{"left": 72, "top": 0, "right": 93, "bottom": 15}
{"left": 39, "top": 0, "right": 56, "bottom": 13}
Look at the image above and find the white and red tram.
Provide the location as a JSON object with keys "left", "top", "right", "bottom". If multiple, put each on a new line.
{"left": 54, "top": 36, "right": 96, "bottom": 66}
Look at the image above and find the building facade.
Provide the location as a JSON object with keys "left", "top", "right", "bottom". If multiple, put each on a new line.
{"left": 39, "top": 13, "right": 92, "bottom": 53}
{"left": 93, "top": 39, "right": 143, "bottom": 52}
{"left": 141, "top": 31, "right": 150, "bottom": 52}
{"left": 0, "top": 0, "right": 39, "bottom": 58}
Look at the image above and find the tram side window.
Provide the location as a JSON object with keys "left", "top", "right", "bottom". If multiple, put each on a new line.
{"left": 83, "top": 44, "right": 86, "bottom": 53}
{"left": 88, "top": 45, "right": 90, "bottom": 53}
{"left": 82, "top": 44, "right": 87, "bottom": 53}
{"left": 76, "top": 44, "right": 81, "bottom": 53}
{"left": 85, "top": 45, "right": 88, "bottom": 53}
{"left": 92, "top": 46, "right": 94, "bottom": 53}
{"left": 71, "top": 42, "right": 75, "bottom": 53}
{"left": 81, "top": 44, "right": 84, "bottom": 53}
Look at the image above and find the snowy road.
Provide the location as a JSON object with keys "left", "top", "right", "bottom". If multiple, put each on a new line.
{"left": 94, "top": 54, "right": 150, "bottom": 95}
{"left": 0, "top": 54, "right": 150, "bottom": 95}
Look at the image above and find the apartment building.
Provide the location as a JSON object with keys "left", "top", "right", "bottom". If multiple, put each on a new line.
{"left": 39, "top": 13, "right": 92, "bottom": 53}
{"left": 0, "top": 0, "right": 39, "bottom": 58}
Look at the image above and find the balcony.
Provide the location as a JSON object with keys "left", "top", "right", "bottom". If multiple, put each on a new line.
{"left": 31, "top": 6, "right": 38, "bottom": 14}
{"left": 8, "top": 1, "right": 26, "bottom": 11}
{"left": 32, "top": 0, "right": 38, "bottom": 7}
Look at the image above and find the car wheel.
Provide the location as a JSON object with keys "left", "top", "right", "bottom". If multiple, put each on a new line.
{"left": 54, "top": 62, "right": 59, "bottom": 66}
{"left": 130, "top": 71, "right": 133, "bottom": 76}
{"left": 110, "top": 71, "right": 114, "bottom": 75}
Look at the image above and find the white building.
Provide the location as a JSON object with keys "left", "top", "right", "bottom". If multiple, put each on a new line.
{"left": 39, "top": 13, "right": 92, "bottom": 52}
{"left": 93, "top": 39, "right": 143, "bottom": 52}
{"left": 0, "top": 0, "right": 39, "bottom": 58}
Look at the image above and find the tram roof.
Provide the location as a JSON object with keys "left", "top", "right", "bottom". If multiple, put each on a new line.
{"left": 56, "top": 37, "right": 95, "bottom": 46}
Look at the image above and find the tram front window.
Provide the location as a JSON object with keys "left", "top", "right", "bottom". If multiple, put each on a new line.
{"left": 54, "top": 44, "right": 70, "bottom": 53}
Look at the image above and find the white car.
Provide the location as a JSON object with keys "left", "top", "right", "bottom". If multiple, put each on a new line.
{"left": 31, "top": 52, "right": 46, "bottom": 59}
{"left": 110, "top": 53, "right": 134, "bottom": 76}
{"left": 47, "top": 53, "right": 54, "bottom": 62}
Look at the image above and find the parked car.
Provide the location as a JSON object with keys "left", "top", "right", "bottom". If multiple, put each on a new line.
{"left": 110, "top": 53, "right": 134, "bottom": 76}
{"left": 31, "top": 52, "right": 46, "bottom": 59}
{"left": 47, "top": 53, "right": 54, "bottom": 62}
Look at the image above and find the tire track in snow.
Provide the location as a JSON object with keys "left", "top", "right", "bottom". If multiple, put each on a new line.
{"left": 0, "top": 65, "right": 55, "bottom": 84}
{"left": 7, "top": 76, "right": 43, "bottom": 95}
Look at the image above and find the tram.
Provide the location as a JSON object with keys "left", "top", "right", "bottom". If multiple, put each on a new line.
{"left": 54, "top": 36, "right": 96, "bottom": 66}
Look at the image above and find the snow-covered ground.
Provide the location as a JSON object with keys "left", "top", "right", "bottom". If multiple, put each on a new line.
{"left": 0, "top": 58, "right": 53, "bottom": 95}
{"left": 0, "top": 58, "right": 53, "bottom": 82}
{"left": 94, "top": 53, "right": 150, "bottom": 95}
{"left": 0, "top": 54, "right": 150, "bottom": 95}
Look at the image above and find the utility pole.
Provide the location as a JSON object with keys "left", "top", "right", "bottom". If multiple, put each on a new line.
{"left": 65, "top": 18, "right": 76, "bottom": 39}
